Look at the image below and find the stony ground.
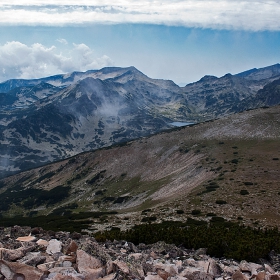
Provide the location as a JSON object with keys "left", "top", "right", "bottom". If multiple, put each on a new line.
{"left": 0, "top": 226, "right": 280, "bottom": 280}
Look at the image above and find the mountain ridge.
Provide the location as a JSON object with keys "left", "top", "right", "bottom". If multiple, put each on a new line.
{"left": 0, "top": 63, "right": 280, "bottom": 177}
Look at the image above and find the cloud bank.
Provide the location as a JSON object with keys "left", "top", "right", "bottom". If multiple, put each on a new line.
{"left": 0, "top": 1, "right": 279, "bottom": 31}
{"left": 0, "top": 41, "right": 114, "bottom": 81}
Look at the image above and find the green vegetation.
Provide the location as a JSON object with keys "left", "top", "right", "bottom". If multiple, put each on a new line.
{"left": 206, "top": 213, "right": 216, "bottom": 217}
{"left": 240, "top": 189, "right": 249, "bottom": 195}
{"left": 216, "top": 200, "right": 227, "bottom": 205}
{"left": 33, "top": 171, "right": 56, "bottom": 184}
{"left": 191, "top": 209, "right": 201, "bottom": 215}
{"left": 86, "top": 170, "right": 106, "bottom": 185}
{"left": 244, "top": 182, "right": 254, "bottom": 186}
{"left": 0, "top": 185, "right": 71, "bottom": 211}
{"left": 141, "top": 209, "right": 151, "bottom": 214}
{"left": 94, "top": 219, "right": 280, "bottom": 262}
{"left": 0, "top": 211, "right": 117, "bottom": 232}
{"left": 197, "top": 182, "right": 220, "bottom": 195}
{"left": 141, "top": 216, "right": 157, "bottom": 222}
{"left": 179, "top": 147, "right": 189, "bottom": 153}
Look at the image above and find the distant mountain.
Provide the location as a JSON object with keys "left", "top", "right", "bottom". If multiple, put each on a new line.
{"left": 0, "top": 82, "right": 61, "bottom": 109}
{"left": 0, "top": 67, "right": 190, "bottom": 177}
{"left": 0, "top": 64, "right": 280, "bottom": 177}
{"left": 0, "top": 67, "right": 136, "bottom": 93}
{"left": 182, "top": 63, "right": 280, "bottom": 119}
{"left": 254, "top": 77, "right": 280, "bottom": 106}
{"left": 236, "top": 63, "right": 280, "bottom": 81}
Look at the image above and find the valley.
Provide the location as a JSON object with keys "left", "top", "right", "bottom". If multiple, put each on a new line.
{"left": 0, "top": 104, "right": 279, "bottom": 233}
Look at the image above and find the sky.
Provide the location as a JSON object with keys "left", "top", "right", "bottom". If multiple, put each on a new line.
{"left": 0, "top": 1, "right": 280, "bottom": 85}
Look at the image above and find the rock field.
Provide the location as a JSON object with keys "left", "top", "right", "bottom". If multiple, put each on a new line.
{"left": 0, "top": 226, "right": 280, "bottom": 279}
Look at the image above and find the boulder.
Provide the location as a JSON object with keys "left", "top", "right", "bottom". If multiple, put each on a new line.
{"left": 197, "top": 258, "right": 222, "bottom": 277}
{"left": 239, "top": 260, "right": 252, "bottom": 273}
{"left": 112, "top": 260, "right": 130, "bottom": 274}
{"left": 96, "top": 273, "right": 116, "bottom": 280}
{"left": 62, "top": 261, "right": 72, "bottom": 267}
{"left": 145, "top": 274, "right": 164, "bottom": 280}
{"left": 0, "top": 259, "right": 45, "bottom": 280}
{"left": 16, "top": 235, "right": 37, "bottom": 242}
{"left": 36, "top": 239, "right": 49, "bottom": 247}
{"left": 76, "top": 250, "right": 102, "bottom": 270}
{"left": 64, "top": 239, "right": 78, "bottom": 255}
{"left": 0, "top": 246, "right": 36, "bottom": 262}
{"left": 254, "top": 271, "right": 266, "bottom": 280}
{"left": 128, "top": 253, "right": 143, "bottom": 260}
{"left": 79, "top": 239, "right": 111, "bottom": 265}
{"left": 265, "top": 264, "right": 276, "bottom": 274}
{"left": 58, "top": 254, "right": 76, "bottom": 263}
{"left": 249, "top": 262, "right": 264, "bottom": 275}
{"left": 21, "top": 255, "right": 46, "bottom": 266}
{"left": 83, "top": 267, "right": 105, "bottom": 280}
{"left": 37, "top": 261, "right": 56, "bottom": 272}
{"left": 269, "top": 275, "right": 280, "bottom": 280}
{"left": 157, "top": 268, "right": 170, "bottom": 280}
{"left": 180, "top": 266, "right": 213, "bottom": 280}
{"left": 46, "top": 239, "right": 62, "bottom": 255}
{"left": 232, "top": 270, "right": 248, "bottom": 280}
{"left": 47, "top": 266, "right": 85, "bottom": 279}
{"left": 169, "top": 276, "right": 187, "bottom": 280}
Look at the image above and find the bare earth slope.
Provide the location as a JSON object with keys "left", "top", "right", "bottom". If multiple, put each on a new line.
{"left": 0, "top": 105, "right": 279, "bottom": 231}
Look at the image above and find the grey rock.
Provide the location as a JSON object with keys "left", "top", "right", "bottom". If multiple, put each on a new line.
{"left": 46, "top": 239, "right": 62, "bottom": 255}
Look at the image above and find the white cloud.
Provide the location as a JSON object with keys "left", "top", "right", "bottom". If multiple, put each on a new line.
{"left": 0, "top": 1, "right": 279, "bottom": 31}
{"left": 0, "top": 41, "right": 114, "bottom": 81}
{"left": 57, "top": 38, "right": 68, "bottom": 45}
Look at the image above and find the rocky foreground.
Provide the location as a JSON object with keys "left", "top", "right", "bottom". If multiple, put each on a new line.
{"left": 0, "top": 226, "right": 280, "bottom": 279}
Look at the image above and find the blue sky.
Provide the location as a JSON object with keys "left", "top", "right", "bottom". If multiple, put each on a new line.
{"left": 0, "top": 1, "right": 280, "bottom": 85}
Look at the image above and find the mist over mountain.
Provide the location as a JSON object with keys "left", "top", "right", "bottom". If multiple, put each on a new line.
{"left": 0, "top": 63, "right": 280, "bottom": 177}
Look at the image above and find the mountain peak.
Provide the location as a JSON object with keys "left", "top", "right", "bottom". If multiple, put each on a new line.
{"left": 222, "top": 73, "right": 233, "bottom": 78}
{"left": 236, "top": 63, "right": 280, "bottom": 81}
{"left": 198, "top": 75, "right": 218, "bottom": 82}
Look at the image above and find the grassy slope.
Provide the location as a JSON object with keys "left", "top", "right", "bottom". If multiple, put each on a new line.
{"left": 0, "top": 105, "right": 279, "bottom": 232}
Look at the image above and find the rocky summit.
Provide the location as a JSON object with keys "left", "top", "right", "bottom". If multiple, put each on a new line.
{"left": 0, "top": 225, "right": 280, "bottom": 280}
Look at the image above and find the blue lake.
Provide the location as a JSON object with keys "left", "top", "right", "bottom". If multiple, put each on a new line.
{"left": 169, "top": 122, "right": 194, "bottom": 127}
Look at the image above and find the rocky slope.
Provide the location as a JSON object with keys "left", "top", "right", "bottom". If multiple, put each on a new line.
{"left": 181, "top": 63, "right": 280, "bottom": 119}
{"left": 0, "top": 105, "right": 279, "bottom": 231}
{"left": 0, "top": 225, "right": 280, "bottom": 280}
{"left": 1, "top": 64, "right": 280, "bottom": 177}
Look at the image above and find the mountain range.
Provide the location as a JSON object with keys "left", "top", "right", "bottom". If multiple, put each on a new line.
{"left": 0, "top": 63, "right": 280, "bottom": 177}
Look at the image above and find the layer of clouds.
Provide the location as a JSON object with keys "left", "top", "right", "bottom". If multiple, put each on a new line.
{"left": 0, "top": 1, "right": 280, "bottom": 31}
{"left": 0, "top": 41, "right": 114, "bottom": 81}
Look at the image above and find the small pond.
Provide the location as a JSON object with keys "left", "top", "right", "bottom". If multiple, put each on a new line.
{"left": 169, "top": 122, "right": 194, "bottom": 127}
